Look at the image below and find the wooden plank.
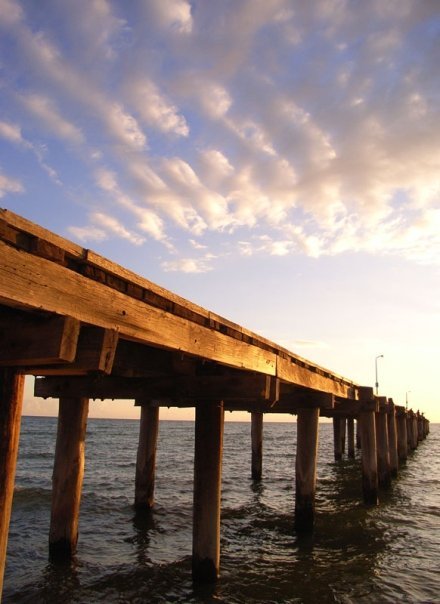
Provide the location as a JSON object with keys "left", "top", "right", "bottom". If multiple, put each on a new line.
{"left": 0, "top": 209, "right": 84, "bottom": 258}
{"left": 0, "top": 310, "right": 80, "bottom": 366}
{"left": 0, "top": 242, "right": 276, "bottom": 375}
{"left": 276, "top": 356, "right": 354, "bottom": 397}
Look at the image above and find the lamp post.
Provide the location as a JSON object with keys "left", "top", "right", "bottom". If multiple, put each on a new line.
{"left": 375, "top": 354, "right": 384, "bottom": 395}
{"left": 406, "top": 390, "right": 411, "bottom": 410}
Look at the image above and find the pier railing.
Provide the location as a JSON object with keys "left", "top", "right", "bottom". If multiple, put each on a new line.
{"left": 0, "top": 210, "right": 430, "bottom": 594}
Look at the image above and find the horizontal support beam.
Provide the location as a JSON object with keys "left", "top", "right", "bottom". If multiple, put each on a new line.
{"left": 0, "top": 310, "right": 80, "bottom": 366}
{"left": 34, "top": 374, "right": 280, "bottom": 404}
{"left": 0, "top": 241, "right": 276, "bottom": 376}
{"left": 277, "top": 356, "right": 355, "bottom": 398}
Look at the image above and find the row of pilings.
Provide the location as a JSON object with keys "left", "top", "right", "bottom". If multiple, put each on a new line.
{"left": 0, "top": 372, "right": 430, "bottom": 597}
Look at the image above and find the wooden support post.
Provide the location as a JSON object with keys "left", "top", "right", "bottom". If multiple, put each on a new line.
{"left": 387, "top": 401, "right": 398, "bottom": 478}
{"left": 396, "top": 408, "right": 408, "bottom": 462}
{"left": 295, "top": 407, "right": 320, "bottom": 532}
{"left": 356, "top": 419, "right": 361, "bottom": 449}
{"left": 192, "top": 401, "right": 224, "bottom": 582}
{"left": 0, "top": 369, "right": 25, "bottom": 598}
{"left": 347, "top": 418, "right": 355, "bottom": 458}
{"left": 49, "top": 397, "right": 89, "bottom": 558}
{"left": 408, "top": 412, "right": 418, "bottom": 450}
{"left": 340, "top": 417, "right": 346, "bottom": 454}
{"left": 376, "top": 401, "right": 391, "bottom": 488}
{"left": 333, "top": 417, "right": 343, "bottom": 460}
{"left": 417, "top": 412, "right": 423, "bottom": 442}
{"left": 135, "top": 404, "right": 160, "bottom": 510}
{"left": 358, "top": 388, "right": 378, "bottom": 505}
{"left": 251, "top": 412, "right": 263, "bottom": 480}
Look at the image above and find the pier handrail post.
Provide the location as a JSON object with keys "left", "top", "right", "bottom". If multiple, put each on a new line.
{"left": 0, "top": 369, "right": 25, "bottom": 599}
{"left": 358, "top": 387, "right": 379, "bottom": 505}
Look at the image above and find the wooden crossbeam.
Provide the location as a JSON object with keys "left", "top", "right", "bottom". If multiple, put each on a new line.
{"left": 26, "top": 326, "right": 119, "bottom": 375}
{"left": 0, "top": 310, "right": 80, "bottom": 366}
{"left": 34, "top": 374, "right": 280, "bottom": 404}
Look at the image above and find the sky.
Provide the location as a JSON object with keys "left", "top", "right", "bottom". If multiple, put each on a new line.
{"left": 0, "top": 0, "right": 439, "bottom": 422}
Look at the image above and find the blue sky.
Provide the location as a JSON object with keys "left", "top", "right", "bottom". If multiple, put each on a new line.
{"left": 0, "top": 0, "right": 439, "bottom": 421}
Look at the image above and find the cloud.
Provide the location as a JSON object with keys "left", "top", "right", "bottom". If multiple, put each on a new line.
{"left": 0, "top": 171, "right": 24, "bottom": 197}
{"left": 0, "top": 121, "right": 24, "bottom": 144}
{"left": 21, "top": 94, "right": 84, "bottom": 144}
{"left": 125, "top": 78, "right": 189, "bottom": 136}
{"left": 68, "top": 225, "right": 107, "bottom": 243}
{"left": 145, "top": 0, "right": 193, "bottom": 34}
{"left": 161, "top": 256, "right": 214, "bottom": 273}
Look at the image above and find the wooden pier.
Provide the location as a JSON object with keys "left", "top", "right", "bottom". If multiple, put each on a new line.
{"left": 0, "top": 210, "right": 430, "bottom": 596}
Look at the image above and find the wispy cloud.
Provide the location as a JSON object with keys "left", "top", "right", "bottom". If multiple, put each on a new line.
{"left": 0, "top": 171, "right": 24, "bottom": 197}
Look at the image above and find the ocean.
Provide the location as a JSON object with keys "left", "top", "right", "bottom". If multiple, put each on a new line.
{"left": 3, "top": 417, "right": 439, "bottom": 603}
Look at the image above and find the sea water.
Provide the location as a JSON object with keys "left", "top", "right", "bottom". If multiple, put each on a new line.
{"left": 3, "top": 417, "right": 440, "bottom": 603}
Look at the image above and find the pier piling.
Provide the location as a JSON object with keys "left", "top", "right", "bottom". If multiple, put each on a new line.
{"left": 359, "top": 388, "right": 379, "bottom": 505}
{"left": 347, "top": 418, "right": 355, "bottom": 458}
{"left": 192, "top": 401, "right": 224, "bottom": 582}
{"left": 135, "top": 403, "right": 160, "bottom": 510}
{"left": 251, "top": 412, "right": 263, "bottom": 480}
{"left": 295, "top": 407, "right": 320, "bottom": 532}
{"left": 376, "top": 399, "right": 391, "bottom": 488}
{"left": 49, "top": 397, "right": 89, "bottom": 558}
{"left": 0, "top": 369, "right": 25, "bottom": 597}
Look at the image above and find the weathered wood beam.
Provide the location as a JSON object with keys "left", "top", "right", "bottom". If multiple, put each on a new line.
{"left": 0, "top": 310, "right": 80, "bottom": 366}
{"left": 347, "top": 418, "right": 355, "bottom": 458}
{"left": 0, "top": 240, "right": 277, "bottom": 376}
{"left": 0, "top": 369, "right": 25, "bottom": 599}
{"left": 35, "top": 374, "right": 280, "bottom": 404}
{"left": 277, "top": 356, "right": 355, "bottom": 398}
{"left": 26, "top": 326, "right": 118, "bottom": 375}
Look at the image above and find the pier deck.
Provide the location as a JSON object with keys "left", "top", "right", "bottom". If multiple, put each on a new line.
{"left": 0, "top": 210, "right": 429, "bottom": 595}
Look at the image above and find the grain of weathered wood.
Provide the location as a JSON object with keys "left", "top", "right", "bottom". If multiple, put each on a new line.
{"left": 387, "top": 401, "right": 398, "bottom": 477}
{"left": 0, "top": 369, "right": 25, "bottom": 599}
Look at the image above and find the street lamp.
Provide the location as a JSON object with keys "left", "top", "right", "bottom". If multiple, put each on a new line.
{"left": 406, "top": 390, "right": 411, "bottom": 410}
{"left": 375, "top": 354, "right": 384, "bottom": 395}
